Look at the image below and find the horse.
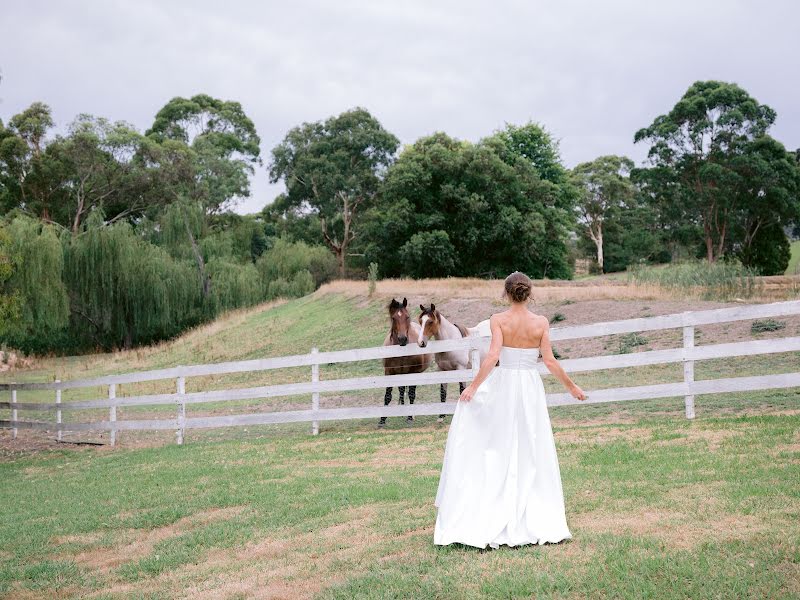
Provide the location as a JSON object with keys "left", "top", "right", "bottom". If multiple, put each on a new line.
{"left": 379, "top": 298, "right": 432, "bottom": 428}
{"left": 417, "top": 304, "right": 486, "bottom": 422}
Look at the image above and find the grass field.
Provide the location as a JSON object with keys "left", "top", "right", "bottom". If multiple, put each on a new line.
{"left": 1, "top": 391, "right": 799, "bottom": 599}
{"left": 1, "top": 279, "right": 799, "bottom": 598}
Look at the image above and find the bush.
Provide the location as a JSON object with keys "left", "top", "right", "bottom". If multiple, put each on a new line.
{"left": 266, "top": 270, "right": 315, "bottom": 300}
{"left": 739, "top": 222, "right": 791, "bottom": 276}
{"left": 617, "top": 332, "right": 648, "bottom": 354}
{"left": 750, "top": 319, "right": 786, "bottom": 334}
{"left": 368, "top": 262, "right": 378, "bottom": 296}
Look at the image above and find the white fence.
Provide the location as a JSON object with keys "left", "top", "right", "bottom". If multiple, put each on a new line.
{"left": 1, "top": 300, "right": 799, "bottom": 445}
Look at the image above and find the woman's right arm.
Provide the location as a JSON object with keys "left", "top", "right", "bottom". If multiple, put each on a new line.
{"left": 540, "top": 319, "right": 586, "bottom": 401}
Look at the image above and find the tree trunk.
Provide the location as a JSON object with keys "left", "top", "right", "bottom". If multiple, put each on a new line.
{"left": 595, "top": 227, "right": 604, "bottom": 272}
{"left": 704, "top": 220, "right": 715, "bottom": 262}
{"left": 183, "top": 212, "right": 211, "bottom": 298}
{"left": 336, "top": 247, "right": 345, "bottom": 278}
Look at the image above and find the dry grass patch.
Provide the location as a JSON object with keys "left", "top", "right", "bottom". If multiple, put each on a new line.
{"left": 67, "top": 506, "right": 246, "bottom": 573}
{"left": 86, "top": 503, "right": 429, "bottom": 600}
{"left": 556, "top": 426, "right": 652, "bottom": 445}
{"left": 572, "top": 506, "right": 767, "bottom": 550}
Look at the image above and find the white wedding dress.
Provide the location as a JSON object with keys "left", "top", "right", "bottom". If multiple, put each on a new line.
{"left": 434, "top": 346, "right": 572, "bottom": 549}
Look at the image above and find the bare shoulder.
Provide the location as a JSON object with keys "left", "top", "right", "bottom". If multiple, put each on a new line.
{"left": 490, "top": 310, "right": 510, "bottom": 324}
{"left": 531, "top": 313, "right": 549, "bottom": 328}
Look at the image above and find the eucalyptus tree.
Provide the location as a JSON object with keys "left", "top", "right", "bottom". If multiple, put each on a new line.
{"left": 146, "top": 94, "right": 262, "bottom": 295}
{"left": 146, "top": 94, "right": 262, "bottom": 214}
{"left": 571, "top": 155, "right": 635, "bottom": 271}
{"left": 269, "top": 108, "right": 399, "bottom": 276}
{"left": 0, "top": 102, "right": 59, "bottom": 219}
{"left": 634, "top": 81, "right": 778, "bottom": 263}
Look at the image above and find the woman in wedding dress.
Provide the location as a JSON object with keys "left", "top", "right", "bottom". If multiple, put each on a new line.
{"left": 434, "top": 272, "right": 587, "bottom": 549}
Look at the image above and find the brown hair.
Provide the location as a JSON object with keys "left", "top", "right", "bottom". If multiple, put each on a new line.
{"left": 504, "top": 271, "right": 533, "bottom": 303}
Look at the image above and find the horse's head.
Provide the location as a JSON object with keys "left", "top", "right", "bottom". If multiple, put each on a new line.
{"left": 417, "top": 303, "right": 440, "bottom": 348}
{"left": 388, "top": 297, "right": 411, "bottom": 346}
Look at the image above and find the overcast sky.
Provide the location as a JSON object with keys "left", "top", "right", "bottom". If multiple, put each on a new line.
{"left": 2, "top": 0, "right": 798, "bottom": 214}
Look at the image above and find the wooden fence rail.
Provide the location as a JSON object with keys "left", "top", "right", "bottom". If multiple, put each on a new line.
{"left": 2, "top": 300, "right": 799, "bottom": 445}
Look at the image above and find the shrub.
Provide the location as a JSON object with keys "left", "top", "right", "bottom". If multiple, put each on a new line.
{"left": 257, "top": 238, "right": 337, "bottom": 291}
{"left": 399, "top": 230, "right": 457, "bottom": 279}
{"left": 368, "top": 262, "right": 379, "bottom": 296}
{"left": 750, "top": 319, "right": 786, "bottom": 334}
{"left": 267, "top": 270, "right": 315, "bottom": 300}
{"left": 550, "top": 312, "right": 566, "bottom": 324}
{"left": 617, "top": 332, "right": 648, "bottom": 354}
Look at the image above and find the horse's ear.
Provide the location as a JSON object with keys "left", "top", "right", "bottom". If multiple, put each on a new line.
{"left": 431, "top": 303, "right": 436, "bottom": 312}
{"left": 390, "top": 298, "right": 399, "bottom": 310}
{"left": 419, "top": 304, "right": 425, "bottom": 312}
{"left": 402, "top": 298, "right": 408, "bottom": 307}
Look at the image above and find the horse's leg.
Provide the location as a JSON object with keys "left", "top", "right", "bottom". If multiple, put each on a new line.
{"left": 459, "top": 382, "right": 466, "bottom": 394}
{"left": 407, "top": 385, "right": 416, "bottom": 422}
{"left": 398, "top": 385, "right": 408, "bottom": 424}
{"left": 438, "top": 383, "right": 447, "bottom": 422}
{"left": 378, "top": 386, "right": 392, "bottom": 428}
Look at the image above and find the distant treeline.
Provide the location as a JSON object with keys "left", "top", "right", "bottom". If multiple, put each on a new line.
{"left": 1, "top": 81, "right": 798, "bottom": 353}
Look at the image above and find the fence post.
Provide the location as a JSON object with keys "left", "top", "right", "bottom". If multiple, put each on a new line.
{"left": 683, "top": 322, "right": 695, "bottom": 419}
{"left": 55, "top": 380, "right": 62, "bottom": 442}
{"left": 109, "top": 384, "right": 117, "bottom": 447}
{"left": 176, "top": 376, "right": 186, "bottom": 445}
{"left": 470, "top": 345, "right": 481, "bottom": 379}
{"left": 11, "top": 389, "right": 17, "bottom": 440}
{"left": 311, "top": 347, "right": 319, "bottom": 436}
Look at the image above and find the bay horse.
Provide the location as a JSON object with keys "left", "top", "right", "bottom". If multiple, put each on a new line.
{"left": 417, "top": 304, "right": 484, "bottom": 422}
{"left": 379, "top": 298, "right": 432, "bottom": 428}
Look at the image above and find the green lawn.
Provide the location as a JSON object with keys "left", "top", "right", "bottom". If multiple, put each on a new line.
{"left": 1, "top": 389, "right": 799, "bottom": 599}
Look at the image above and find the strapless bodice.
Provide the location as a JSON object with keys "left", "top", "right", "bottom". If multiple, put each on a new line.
{"left": 498, "top": 346, "right": 540, "bottom": 370}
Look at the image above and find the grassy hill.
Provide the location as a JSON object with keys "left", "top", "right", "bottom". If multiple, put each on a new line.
{"left": 2, "top": 277, "right": 799, "bottom": 439}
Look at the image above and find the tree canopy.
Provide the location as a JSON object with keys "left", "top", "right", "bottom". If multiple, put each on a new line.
{"left": 361, "top": 132, "right": 574, "bottom": 279}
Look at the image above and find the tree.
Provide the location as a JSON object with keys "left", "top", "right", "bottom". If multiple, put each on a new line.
{"left": 51, "top": 116, "right": 157, "bottom": 232}
{"left": 362, "top": 132, "right": 573, "bottom": 279}
{"left": 729, "top": 136, "right": 800, "bottom": 269}
{"left": 487, "top": 123, "right": 563, "bottom": 177}
{"left": 146, "top": 94, "right": 261, "bottom": 214}
{"left": 571, "top": 155, "right": 635, "bottom": 271}
{"left": 738, "top": 221, "right": 790, "bottom": 275}
{"left": 269, "top": 108, "right": 399, "bottom": 276}
{"left": 0, "top": 102, "right": 59, "bottom": 219}
{"left": 1, "top": 107, "right": 176, "bottom": 230}
{"left": 635, "top": 81, "right": 778, "bottom": 262}
{"left": 0, "top": 216, "right": 69, "bottom": 346}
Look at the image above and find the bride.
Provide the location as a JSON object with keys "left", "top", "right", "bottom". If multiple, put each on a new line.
{"left": 434, "top": 271, "right": 587, "bottom": 549}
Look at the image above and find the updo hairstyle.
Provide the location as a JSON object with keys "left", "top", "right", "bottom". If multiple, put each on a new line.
{"left": 504, "top": 271, "right": 533, "bottom": 304}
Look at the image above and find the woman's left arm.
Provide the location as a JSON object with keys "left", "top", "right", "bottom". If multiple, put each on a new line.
{"left": 459, "top": 315, "right": 503, "bottom": 402}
